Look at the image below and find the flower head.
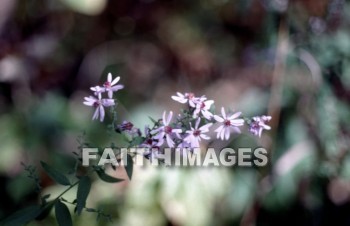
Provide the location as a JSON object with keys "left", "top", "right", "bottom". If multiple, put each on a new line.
{"left": 214, "top": 107, "right": 244, "bottom": 140}
{"left": 184, "top": 118, "right": 212, "bottom": 148}
{"left": 90, "top": 86, "right": 105, "bottom": 99}
{"left": 193, "top": 99, "right": 214, "bottom": 120}
{"left": 103, "top": 73, "right": 124, "bottom": 98}
{"left": 151, "top": 111, "right": 182, "bottom": 148}
{"left": 171, "top": 92, "right": 206, "bottom": 108}
{"left": 83, "top": 96, "right": 115, "bottom": 122}
{"left": 115, "top": 121, "right": 141, "bottom": 137}
{"left": 249, "top": 115, "right": 272, "bottom": 137}
{"left": 140, "top": 137, "right": 160, "bottom": 159}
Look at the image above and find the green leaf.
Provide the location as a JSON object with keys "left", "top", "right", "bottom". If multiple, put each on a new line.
{"left": 41, "top": 194, "right": 51, "bottom": 200}
{"left": 148, "top": 116, "right": 157, "bottom": 124}
{"left": 96, "top": 169, "right": 124, "bottom": 183}
{"left": 76, "top": 176, "right": 91, "bottom": 215}
{"left": 124, "top": 154, "right": 133, "bottom": 180}
{"left": 40, "top": 194, "right": 51, "bottom": 205}
{"left": 55, "top": 200, "right": 73, "bottom": 226}
{"left": 36, "top": 201, "right": 55, "bottom": 220}
{"left": 1, "top": 205, "right": 41, "bottom": 226}
{"left": 41, "top": 161, "right": 71, "bottom": 186}
{"left": 85, "top": 208, "right": 96, "bottom": 212}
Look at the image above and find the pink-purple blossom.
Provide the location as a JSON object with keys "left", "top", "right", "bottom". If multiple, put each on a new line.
{"left": 184, "top": 118, "right": 212, "bottom": 148}
{"left": 214, "top": 107, "right": 244, "bottom": 140}
{"left": 103, "top": 73, "right": 124, "bottom": 98}
{"left": 151, "top": 111, "right": 182, "bottom": 148}
{"left": 84, "top": 73, "right": 123, "bottom": 122}
{"left": 249, "top": 115, "right": 272, "bottom": 137}
{"left": 83, "top": 96, "right": 115, "bottom": 122}
{"left": 171, "top": 92, "right": 206, "bottom": 108}
{"left": 193, "top": 99, "right": 214, "bottom": 120}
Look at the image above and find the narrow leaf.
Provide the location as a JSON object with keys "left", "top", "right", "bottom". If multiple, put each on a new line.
{"left": 76, "top": 176, "right": 91, "bottom": 215}
{"left": 55, "top": 201, "right": 73, "bottom": 226}
{"left": 41, "top": 161, "right": 71, "bottom": 186}
{"left": 148, "top": 116, "right": 157, "bottom": 124}
{"left": 40, "top": 194, "right": 51, "bottom": 205}
{"left": 124, "top": 154, "right": 133, "bottom": 180}
{"left": 85, "top": 208, "right": 96, "bottom": 212}
{"left": 36, "top": 201, "right": 55, "bottom": 220}
{"left": 1, "top": 205, "right": 41, "bottom": 226}
{"left": 41, "top": 194, "right": 51, "bottom": 200}
{"left": 96, "top": 169, "right": 124, "bottom": 183}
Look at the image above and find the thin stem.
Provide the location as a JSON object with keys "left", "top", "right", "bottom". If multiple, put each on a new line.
{"left": 61, "top": 198, "right": 112, "bottom": 222}
{"left": 51, "top": 168, "right": 94, "bottom": 204}
{"left": 52, "top": 180, "right": 80, "bottom": 203}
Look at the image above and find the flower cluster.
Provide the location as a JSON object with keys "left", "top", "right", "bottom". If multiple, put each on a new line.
{"left": 83, "top": 73, "right": 123, "bottom": 122}
{"left": 171, "top": 92, "right": 213, "bottom": 119}
{"left": 153, "top": 92, "right": 271, "bottom": 150}
{"left": 83, "top": 76, "right": 272, "bottom": 154}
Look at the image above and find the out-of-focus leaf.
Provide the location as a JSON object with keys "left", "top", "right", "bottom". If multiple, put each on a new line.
{"left": 41, "top": 161, "right": 71, "bottom": 186}
{"left": 148, "top": 116, "right": 157, "bottom": 124}
{"left": 96, "top": 169, "right": 124, "bottom": 183}
{"left": 124, "top": 154, "right": 133, "bottom": 180}
{"left": 1, "top": 205, "right": 41, "bottom": 226}
{"left": 55, "top": 200, "right": 73, "bottom": 226}
{"left": 263, "top": 141, "right": 316, "bottom": 211}
{"left": 227, "top": 170, "right": 257, "bottom": 220}
{"left": 7, "top": 173, "right": 36, "bottom": 202}
{"left": 76, "top": 176, "right": 91, "bottom": 215}
{"left": 36, "top": 201, "right": 55, "bottom": 220}
{"left": 341, "top": 156, "right": 350, "bottom": 180}
{"left": 41, "top": 194, "right": 51, "bottom": 201}
{"left": 59, "top": 0, "right": 107, "bottom": 16}
{"left": 317, "top": 86, "right": 340, "bottom": 158}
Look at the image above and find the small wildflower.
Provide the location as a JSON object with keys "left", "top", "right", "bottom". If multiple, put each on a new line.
{"left": 115, "top": 121, "right": 141, "bottom": 136}
{"left": 83, "top": 96, "right": 115, "bottom": 122}
{"left": 119, "top": 121, "right": 134, "bottom": 131}
{"left": 140, "top": 138, "right": 160, "bottom": 159}
{"left": 151, "top": 111, "right": 182, "bottom": 148}
{"left": 171, "top": 92, "right": 206, "bottom": 108}
{"left": 249, "top": 115, "right": 272, "bottom": 137}
{"left": 103, "top": 73, "right": 124, "bottom": 98}
{"left": 90, "top": 86, "right": 105, "bottom": 99}
{"left": 193, "top": 99, "right": 214, "bottom": 120}
{"left": 214, "top": 107, "right": 244, "bottom": 140}
{"left": 184, "top": 118, "right": 212, "bottom": 148}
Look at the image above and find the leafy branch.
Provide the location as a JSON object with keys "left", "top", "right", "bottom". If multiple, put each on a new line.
{"left": 1, "top": 155, "right": 128, "bottom": 226}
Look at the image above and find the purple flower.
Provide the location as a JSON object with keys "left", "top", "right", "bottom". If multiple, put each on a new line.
{"left": 83, "top": 96, "right": 115, "bottom": 122}
{"left": 140, "top": 138, "right": 160, "bottom": 159}
{"left": 103, "top": 73, "right": 124, "bottom": 98}
{"left": 116, "top": 121, "right": 141, "bottom": 137}
{"left": 214, "top": 107, "right": 244, "bottom": 140}
{"left": 171, "top": 92, "right": 206, "bottom": 108}
{"left": 193, "top": 99, "right": 214, "bottom": 120}
{"left": 184, "top": 118, "right": 212, "bottom": 148}
{"left": 151, "top": 111, "right": 182, "bottom": 148}
{"left": 249, "top": 115, "right": 272, "bottom": 137}
{"left": 90, "top": 86, "right": 105, "bottom": 99}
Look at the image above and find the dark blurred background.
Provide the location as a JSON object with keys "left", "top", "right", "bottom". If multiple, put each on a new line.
{"left": 1, "top": 0, "right": 350, "bottom": 225}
